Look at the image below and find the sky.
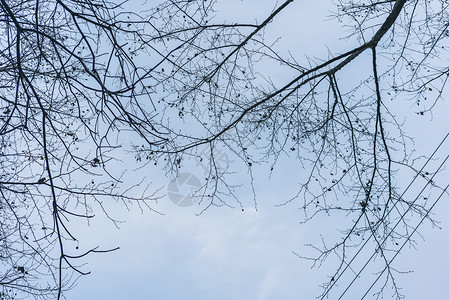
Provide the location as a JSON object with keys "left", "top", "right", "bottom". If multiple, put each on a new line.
{"left": 66, "top": 1, "right": 449, "bottom": 299}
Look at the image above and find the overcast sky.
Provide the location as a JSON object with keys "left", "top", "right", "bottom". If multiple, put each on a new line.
{"left": 67, "top": 1, "right": 449, "bottom": 299}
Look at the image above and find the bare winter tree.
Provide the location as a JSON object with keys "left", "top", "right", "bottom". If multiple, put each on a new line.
{"left": 1, "top": 0, "right": 448, "bottom": 299}
{"left": 133, "top": 0, "right": 449, "bottom": 299}
{"left": 0, "top": 0, "right": 182, "bottom": 298}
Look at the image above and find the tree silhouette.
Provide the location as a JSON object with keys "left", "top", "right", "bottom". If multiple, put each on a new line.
{"left": 137, "top": 0, "right": 448, "bottom": 298}
{"left": 1, "top": 0, "right": 447, "bottom": 299}
{"left": 0, "top": 0, "right": 168, "bottom": 298}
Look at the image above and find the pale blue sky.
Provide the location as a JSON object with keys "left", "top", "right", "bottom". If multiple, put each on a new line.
{"left": 66, "top": 1, "right": 449, "bottom": 299}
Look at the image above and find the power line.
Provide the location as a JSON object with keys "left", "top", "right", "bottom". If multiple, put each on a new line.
{"left": 338, "top": 150, "right": 449, "bottom": 299}
{"left": 360, "top": 181, "right": 449, "bottom": 299}
{"left": 319, "top": 131, "right": 449, "bottom": 299}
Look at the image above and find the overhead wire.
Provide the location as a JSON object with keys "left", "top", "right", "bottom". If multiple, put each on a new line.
{"left": 360, "top": 180, "right": 449, "bottom": 299}
{"left": 337, "top": 144, "right": 449, "bottom": 299}
{"left": 319, "top": 131, "right": 449, "bottom": 299}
